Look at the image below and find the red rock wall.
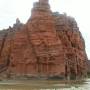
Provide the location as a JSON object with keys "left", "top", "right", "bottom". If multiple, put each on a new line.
{"left": 54, "top": 13, "right": 87, "bottom": 79}
{"left": 26, "top": 0, "right": 65, "bottom": 77}
{"left": 0, "top": 0, "right": 88, "bottom": 79}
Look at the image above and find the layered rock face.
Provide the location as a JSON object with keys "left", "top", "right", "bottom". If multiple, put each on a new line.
{"left": 0, "top": 0, "right": 88, "bottom": 79}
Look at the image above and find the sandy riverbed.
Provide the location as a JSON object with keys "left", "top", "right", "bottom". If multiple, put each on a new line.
{"left": 0, "top": 78, "right": 90, "bottom": 90}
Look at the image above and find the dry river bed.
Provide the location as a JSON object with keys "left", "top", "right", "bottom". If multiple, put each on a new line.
{"left": 0, "top": 78, "right": 90, "bottom": 90}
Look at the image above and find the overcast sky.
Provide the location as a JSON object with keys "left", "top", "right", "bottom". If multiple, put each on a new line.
{"left": 0, "top": 0, "right": 90, "bottom": 59}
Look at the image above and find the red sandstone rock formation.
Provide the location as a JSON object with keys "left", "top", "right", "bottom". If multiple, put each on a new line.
{"left": 0, "top": 0, "right": 88, "bottom": 79}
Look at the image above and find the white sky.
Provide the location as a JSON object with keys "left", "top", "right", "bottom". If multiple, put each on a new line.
{"left": 0, "top": 0, "right": 90, "bottom": 59}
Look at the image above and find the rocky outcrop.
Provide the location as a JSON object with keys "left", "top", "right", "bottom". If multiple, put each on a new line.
{"left": 54, "top": 13, "right": 87, "bottom": 79}
{"left": 0, "top": 0, "right": 88, "bottom": 80}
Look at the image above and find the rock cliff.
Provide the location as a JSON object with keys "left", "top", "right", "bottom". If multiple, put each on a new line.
{"left": 0, "top": 0, "right": 88, "bottom": 80}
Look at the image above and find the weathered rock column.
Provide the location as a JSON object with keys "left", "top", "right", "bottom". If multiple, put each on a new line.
{"left": 39, "top": 0, "right": 48, "bottom": 4}
{"left": 27, "top": 0, "right": 65, "bottom": 77}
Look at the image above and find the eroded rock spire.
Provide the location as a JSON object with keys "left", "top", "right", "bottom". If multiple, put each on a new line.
{"left": 39, "top": 0, "right": 48, "bottom": 4}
